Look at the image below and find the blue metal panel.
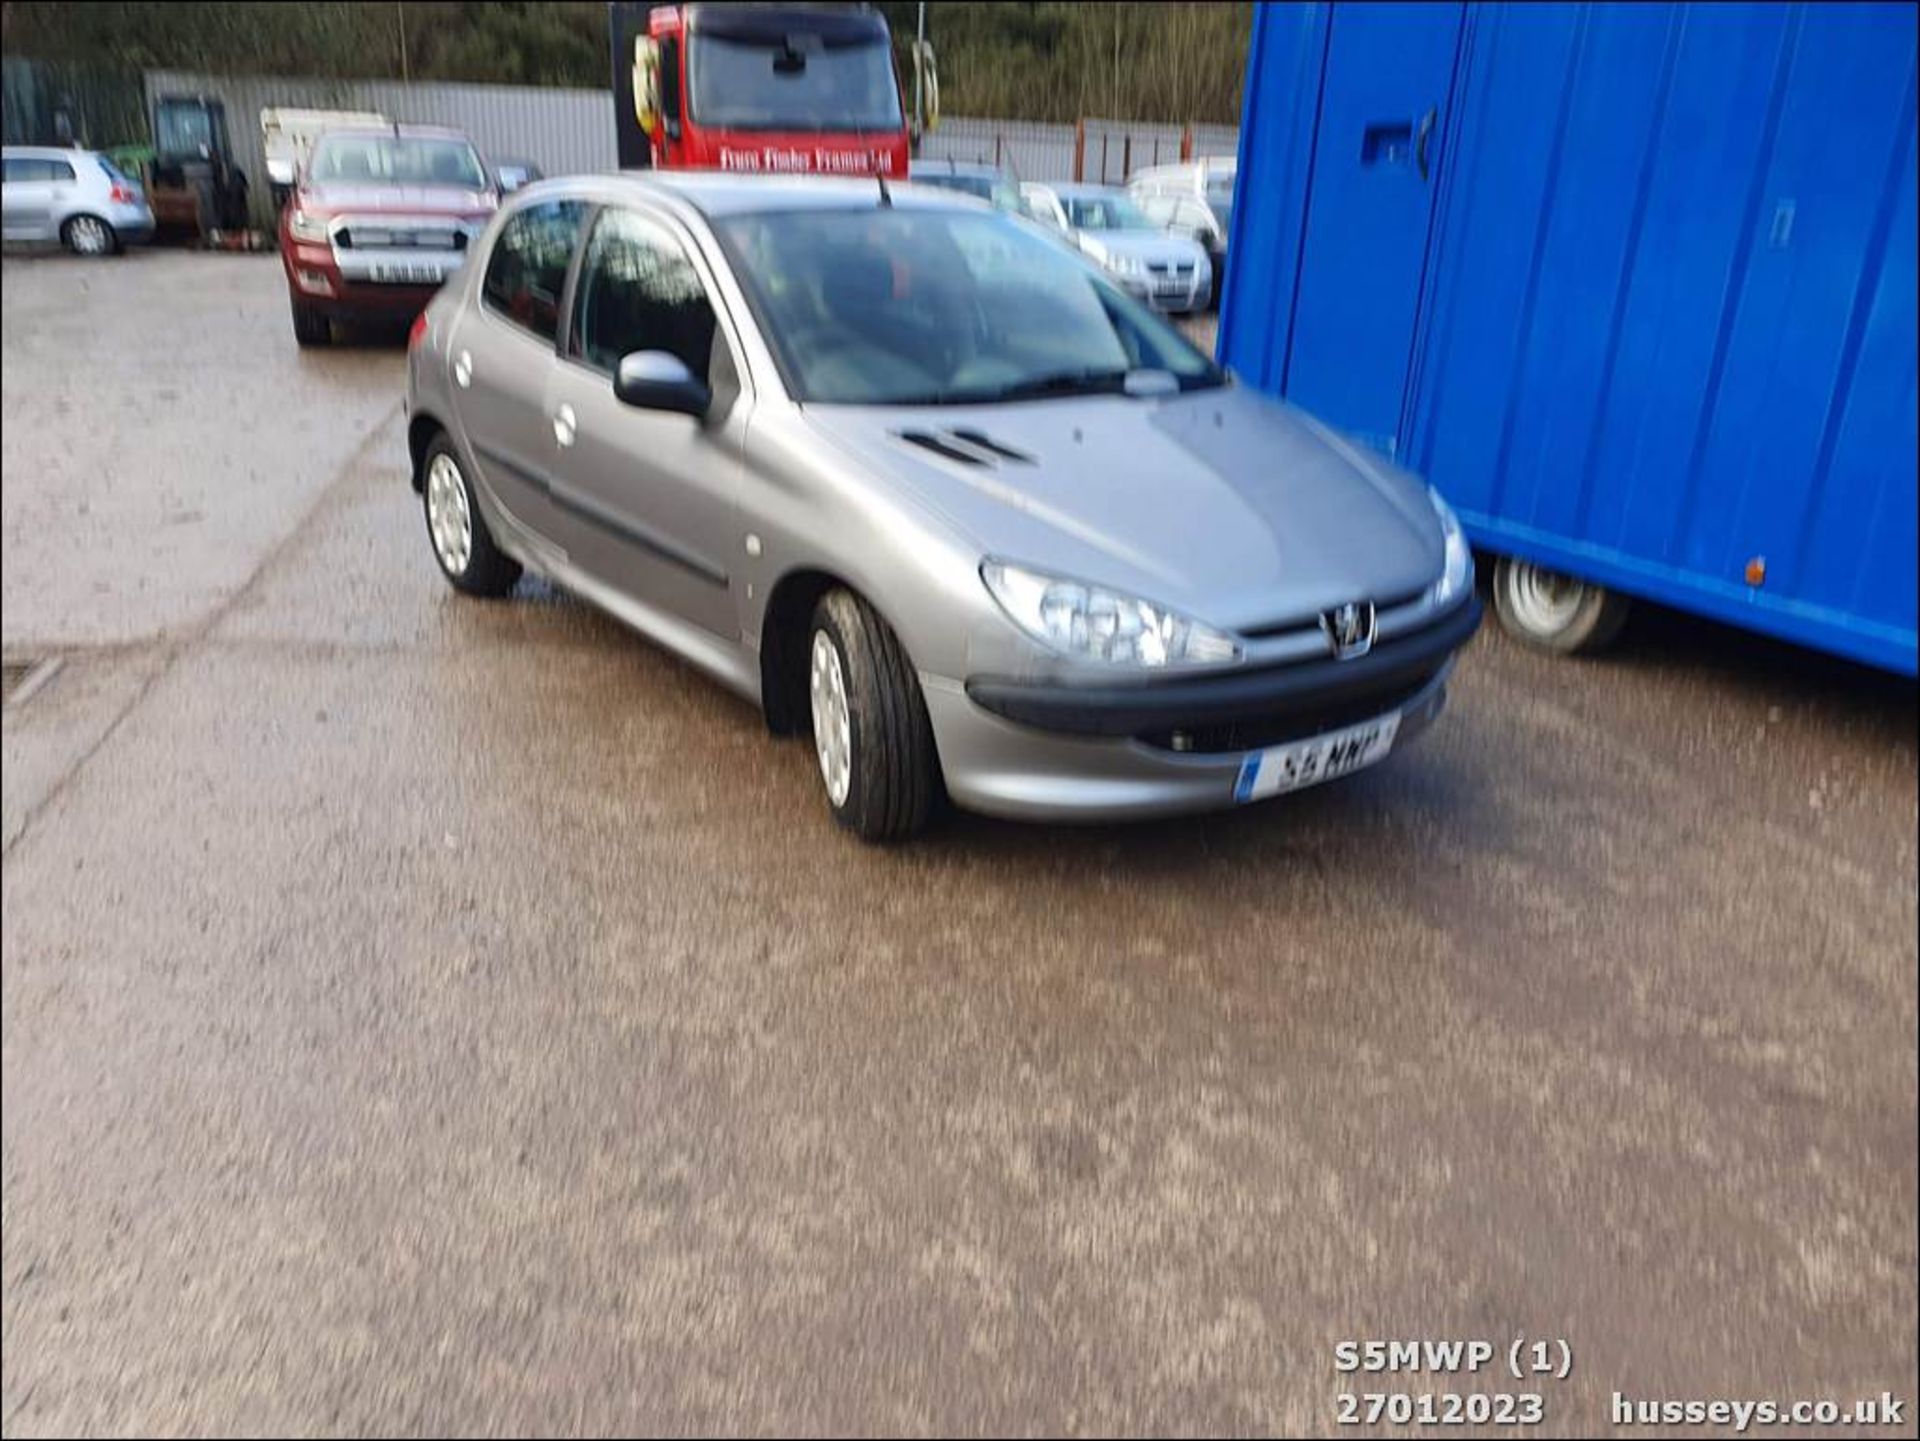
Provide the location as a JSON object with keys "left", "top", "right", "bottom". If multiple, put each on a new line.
{"left": 1223, "top": 1, "right": 1919, "bottom": 675}
{"left": 1281, "top": 2, "right": 1464, "bottom": 455}
{"left": 1218, "top": 3, "right": 1332, "bottom": 389}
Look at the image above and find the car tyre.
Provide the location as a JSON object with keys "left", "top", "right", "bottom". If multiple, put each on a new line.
{"left": 61, "top": 213, "right": 119, "bottom": 257}
{"left": 422, "top": 434, "right": 520, "bottom": 598}
{"left": 808, "top": 589, "right": 938, "bottom": 841}
{"left": 290, "top": 300, "right": 332, "bottom": 347}
{"left": 1491, "top": 556, "right": 1630, "bottom": 655}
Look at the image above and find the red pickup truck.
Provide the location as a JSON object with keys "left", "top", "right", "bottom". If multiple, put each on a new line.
{"left": 278, "top": 124, "right": 498, "bottom": 346}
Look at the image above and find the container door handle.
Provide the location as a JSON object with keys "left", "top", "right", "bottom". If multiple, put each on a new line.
{"left": 1416, "top": 107, "right": 1437, "bottom": 181}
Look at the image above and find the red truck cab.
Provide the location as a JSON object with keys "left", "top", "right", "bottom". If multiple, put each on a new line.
{"left": 279, "top": 124, "right": 498, "bottom": 346}
{"left": 612, "top": 3, "right": 912, "bottom": 176}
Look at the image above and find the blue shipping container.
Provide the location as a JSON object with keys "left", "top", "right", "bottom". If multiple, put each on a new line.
{"left": 1220, "top": 1, "right": 1918, "bottom": 675}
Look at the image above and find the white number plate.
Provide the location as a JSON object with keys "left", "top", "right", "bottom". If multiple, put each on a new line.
{"left": 1234, "top": 711, "right": 1402, "bottom": 803}
{"left": 370, "top": 261, "right": 449, "bottom": 285}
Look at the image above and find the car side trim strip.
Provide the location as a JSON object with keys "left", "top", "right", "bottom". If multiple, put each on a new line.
{"left": 471, "top": 440, "right": 729, "bottom": 590}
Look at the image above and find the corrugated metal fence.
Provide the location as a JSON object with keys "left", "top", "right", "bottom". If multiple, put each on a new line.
{"left": 920, "top": 116, "right": 1240, "bottom": 183}
{"left": 146, "top": 70, "right": 616, "bottom": 224}
{"left": 142, "top": 69, "right": 1236, "bottom": 223}
{"left": 919, "top": 117, "right": 1077, "bottom": 182}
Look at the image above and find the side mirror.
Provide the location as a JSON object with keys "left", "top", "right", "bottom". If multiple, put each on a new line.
{"left": 614, "top": 351, "right": 710, "bottom": 418}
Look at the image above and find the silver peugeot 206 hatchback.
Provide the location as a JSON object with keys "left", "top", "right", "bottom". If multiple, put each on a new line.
{"left": 405, "top": 172, "right": 1480, "bottom": 841}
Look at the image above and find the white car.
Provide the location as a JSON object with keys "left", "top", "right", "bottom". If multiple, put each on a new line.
{"left": 260, "top": 107, "right": 390, "bottom": 209}
{"left": 1, "top": 146, "right": 154, "bottom": 256}
{"left": 1130, "top": 157, "right": 1236, "bottom": 309}
{"left": 1018, "top": 181, "right": 1211, "bottom": 314}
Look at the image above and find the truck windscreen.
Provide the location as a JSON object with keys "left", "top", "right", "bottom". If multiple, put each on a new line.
{"left": 688, "top": 34, "right": 903, "bottom": 131}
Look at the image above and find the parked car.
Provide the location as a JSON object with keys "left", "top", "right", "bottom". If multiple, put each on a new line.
{"left": 261, "top": 106, "right": 390, "bottom": 211}
{"left": 1129, "top": 157, "right": 1235, "bottom": 309}
{"left": 1019, "top": 181, "right": 1212, "bottom": 314}
{"left": 491, "top": 158, "right": 545, "bottom": 194}
{"left": 1, "top": 146, "right": 154, "bottom": 256}
{"left": 279, "top": 124, "right": 498, "bottom": 346}
{"left": 907, "top": 159, "right": 1023, "bottom": 212}
{"left": 405, "top": 173, "right": 1479, "bottom": 839}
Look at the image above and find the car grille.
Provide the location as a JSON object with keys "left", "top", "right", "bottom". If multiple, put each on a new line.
{"left": 1146, "top": 261, "right": 1197, "bottom": 276}
{"left": 334, "top": 224, "right": 467, "bottom": 252}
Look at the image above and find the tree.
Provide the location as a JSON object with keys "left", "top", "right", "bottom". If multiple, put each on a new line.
{"left": 2, "top": 1, "right": 1252, "bottom": 123}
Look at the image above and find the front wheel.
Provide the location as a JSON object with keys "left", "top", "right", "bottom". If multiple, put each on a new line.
{"left": 290, "top": 299, "right": 331, "bottom": 347}
{"left": 808, "top": 589, "right": 938, "bottom": 841}
{"left": 1491, "top": 556, "right": 1630, "bottom": 655}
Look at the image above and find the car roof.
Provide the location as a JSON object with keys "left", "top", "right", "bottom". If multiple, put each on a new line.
{"left": 579, "top": 170, "right": 986, "bottom": 219}
{"left": 1132, "top": 157, "right": 1237, "bottom": 180}
{"left": 313, "top": 124, "right": 475, "bottom": 143}
{"left": 3, "top": 145, "right": 98, "bottom": 160}
{"left": 908, "top": 159, "right": 1004, "bottom": 177}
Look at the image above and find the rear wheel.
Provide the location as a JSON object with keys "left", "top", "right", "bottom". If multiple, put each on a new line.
{"left": 808, "top": 589, "right": 938, "bottom": 841}
{"left": 61, "top": 214, "right": 117, "bottom": 257}
{"left": 290, "top": 299, "right": 331, "bottom": 347}
{"left": 422, "top": 435, "right": 520, "bottom": 598}
{"left": 1491, "top": 556, "right": 1630, "bottom": 655}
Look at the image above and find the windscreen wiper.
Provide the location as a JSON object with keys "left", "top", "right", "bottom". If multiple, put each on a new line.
{"left": 981, "top": 367, "right": 1134, "bottom": 402}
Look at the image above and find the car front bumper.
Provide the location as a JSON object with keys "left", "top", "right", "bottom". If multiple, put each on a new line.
{"left": 282, "top": 237, "right": 469, "bottom": 317}
{"left": 923, "top": 593, "right": 1480, "bottom": 821}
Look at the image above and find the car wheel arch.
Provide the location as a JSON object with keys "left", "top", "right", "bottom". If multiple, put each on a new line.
{"left": 759, "top": 566, "right": 934, "bottom": 736}
{"left": 759, "top": 567, "right": 845, "bottom": 735}
{"left": 407, "top": 412, "right": 447, "bottom": 493}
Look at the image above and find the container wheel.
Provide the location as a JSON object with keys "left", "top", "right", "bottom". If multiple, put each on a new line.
{"left": 1491, "top": 556, "right": 1631, "bottom": 655}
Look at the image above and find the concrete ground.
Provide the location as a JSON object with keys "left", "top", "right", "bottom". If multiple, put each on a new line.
{"left": 3, "top": 251, "right": 1915, "bottom": 1436}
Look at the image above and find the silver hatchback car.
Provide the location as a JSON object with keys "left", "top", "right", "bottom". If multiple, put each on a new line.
{"left": 406, "top": 173, "right": 1479, "bottom": 840}
{"left": 1, "top": 146, "right": 155, "bottom": 255}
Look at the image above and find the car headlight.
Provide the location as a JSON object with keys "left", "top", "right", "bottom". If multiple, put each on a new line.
{"left": 981, "top": 560, "right": 1241, "bottom": 668}
{"left": 287, "top": 209, "right": 329, "bottom": 243}
{"left": 1427, "top": 486, "right": 1473, "bottom": 605}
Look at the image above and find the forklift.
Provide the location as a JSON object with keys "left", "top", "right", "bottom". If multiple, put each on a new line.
{"left": 143, "top": 94, "right": 252, "bottom": 240}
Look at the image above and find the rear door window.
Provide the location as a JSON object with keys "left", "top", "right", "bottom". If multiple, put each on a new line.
{"left": 481, "top": 199, "right": 587, "bottom": 343}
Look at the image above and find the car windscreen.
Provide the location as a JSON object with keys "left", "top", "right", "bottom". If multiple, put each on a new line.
{"left": 155, "top": 106, "right": 213, "bottom": 157}
{"left": 689, "top": 33, "right": 903, "bottom": 131}
{"left": 308, "top": 134, "right": 487, "bottom": 189}
{"left": 1063, "top": 195, "right": 1156, "bottom": 231}
{"left": 715, "top": 207, "right": 1224, "bottom": 406}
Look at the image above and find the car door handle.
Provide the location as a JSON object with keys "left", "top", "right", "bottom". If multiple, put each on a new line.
{"left": 552, "top": 404, "right": 576, "bottom": 449}
{"left": 453, "top": 349, "right": 472, "bottom": 388}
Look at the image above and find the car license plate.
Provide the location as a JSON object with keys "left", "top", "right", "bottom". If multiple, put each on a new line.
{"left": 1234, "top": 712, "right": 1402, "bottom": 803}
{"left": 370, "top": 261, "right": 446, "bottom": 285}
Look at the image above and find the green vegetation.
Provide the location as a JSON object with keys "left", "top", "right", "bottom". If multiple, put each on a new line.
{"left": 0, "top": 1, "right": 1251, "bottom": 123}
